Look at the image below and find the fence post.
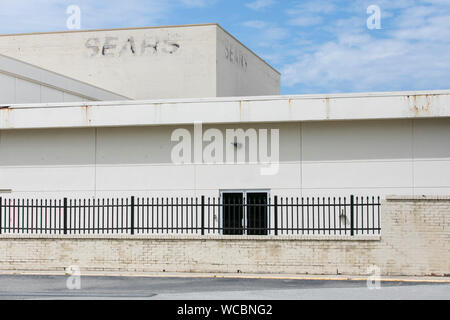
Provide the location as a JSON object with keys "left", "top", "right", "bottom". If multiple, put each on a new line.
{"left": 201, "top": 196, "right": 205, "bottom": 236}
{"left": 350, "top": 195, "right": 354, "bottom": 236}
{"left": 0, "top": 197, "right": 2, "bottom": 235}
{"left": 63, "top": 197, "right": 68, "bottom": 235}
{"left": 130, "top": 196, "right": 135, "bottom": 235}
{"left": 274, "top": 196, "right": 278, "bottom": 236}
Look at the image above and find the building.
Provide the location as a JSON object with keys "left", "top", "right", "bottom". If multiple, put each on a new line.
{"left": 0, "top": 24, "right": 449, "bottom": 213}
{"left": 0, "top": 24, "right": 280, "bottom": 100}
{"left": 0, "top": 25, "right": 449, "bottom": 278}
{"left": 1, "top": 90, "right": 449, "bottom": 200}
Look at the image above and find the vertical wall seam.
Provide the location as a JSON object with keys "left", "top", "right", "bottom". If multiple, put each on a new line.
{"left": 299, "top": 121, "right": 303, "bottom": 198}
{"left": 13, "top": 77, "right": 17, "bottom": 104}
{"left": 215, "top": 25, "right": 219, "bottom": 97}
{"left": 412, "top": 119, "right": 415, "bottom": 196}
{"left": 94, "top": 127, "right": 97, "bottom": 198}
{"left": 194, "top": 163, "right": 197, "bottom": 198}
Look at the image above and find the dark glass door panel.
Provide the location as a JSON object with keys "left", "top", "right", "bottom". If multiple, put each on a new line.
{"left": 247, "top": 193, "right": 268, "bottom": 235}
{"left": 222, "top": 193, "right": 244, "bottom": 235}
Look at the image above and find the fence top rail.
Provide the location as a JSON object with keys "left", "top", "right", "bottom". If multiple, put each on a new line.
{"left": 0, "top": 196, "right": 381, "bottom": 202}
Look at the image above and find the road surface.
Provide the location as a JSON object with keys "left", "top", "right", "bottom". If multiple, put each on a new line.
{"left": 0, "top": 275, "right": 448, "bottom": 300}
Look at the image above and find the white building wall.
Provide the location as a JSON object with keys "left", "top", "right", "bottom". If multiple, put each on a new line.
{"left": 0, "top": 25, "right": 218, "bottom": 100}
{"left": 1, "top": 118, "right": 449, "bottom": 199}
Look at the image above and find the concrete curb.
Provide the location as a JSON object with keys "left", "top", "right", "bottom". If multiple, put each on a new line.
{"left": 1, "top": 270, "right": 449, "bottom": 283}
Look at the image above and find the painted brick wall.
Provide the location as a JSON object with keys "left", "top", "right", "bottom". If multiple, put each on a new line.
{"left": 0, "top": 196, "right": 449, "bottom": 276}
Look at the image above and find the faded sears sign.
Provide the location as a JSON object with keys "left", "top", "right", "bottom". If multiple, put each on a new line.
{"left": 85, "top": 36, "right": 181, "bottom": 57}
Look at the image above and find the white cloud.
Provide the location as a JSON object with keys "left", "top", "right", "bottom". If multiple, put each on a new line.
{"left": 245, "top": 0, "right": 276, "bottom": 11}
{"left": 180, "top": 0, "right": 216, "bottom": 8}
{"left": 263, "top": 27, "right": 289, "bottom": 41}
{"left": 241, "top": 18, "right": 290, "bottom": 56}
{"left": 281, "top": 0, "right": 450, "bottom": 93}
{"left": 241, "top": 19, "right": 288, "bottom": 46}
{"left": 242, "top": 20, "right": 268, "bottom": 29}
{"left": 286, "top": 1, "right": 336, "bottom": 15}
{"left": 287, "top": 16, "right": 323, "bottom": 27}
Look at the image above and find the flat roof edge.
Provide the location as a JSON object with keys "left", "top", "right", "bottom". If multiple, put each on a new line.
{"left": 3, "top": 89, "right": 448, "bottom": 108}
{"left": 2, "top": 89, "right": 449, "bottom": 130}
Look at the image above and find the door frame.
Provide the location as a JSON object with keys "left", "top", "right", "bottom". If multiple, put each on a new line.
{"left": 219, "top": 189, "right": 271, "bottom": 235}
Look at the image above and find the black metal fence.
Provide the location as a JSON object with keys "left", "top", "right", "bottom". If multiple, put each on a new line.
{"left": 0, "top": 196, "right": 381, "bottom": 236}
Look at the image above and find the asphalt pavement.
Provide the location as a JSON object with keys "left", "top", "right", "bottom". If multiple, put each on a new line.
{"left": 0, "top": 274, "right": 449, "bottom": 300}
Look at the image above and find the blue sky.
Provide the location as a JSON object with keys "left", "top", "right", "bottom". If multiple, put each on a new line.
{"left": 1, "top": 0, "right": 449, "bottom": 95}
